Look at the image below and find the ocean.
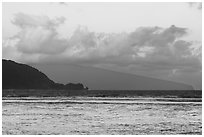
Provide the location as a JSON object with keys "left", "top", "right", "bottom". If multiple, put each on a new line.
{"left": 2, "top": 97, "right": 202, "bottom": 135}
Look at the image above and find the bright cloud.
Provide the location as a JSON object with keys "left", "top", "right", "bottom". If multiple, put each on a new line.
{"left": 11, "top": 13, "right": 67, "bottom": 55}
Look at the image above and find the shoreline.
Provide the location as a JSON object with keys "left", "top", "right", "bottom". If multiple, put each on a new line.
{"left": 2, "top": 89, "right": 202, "bottom": 98}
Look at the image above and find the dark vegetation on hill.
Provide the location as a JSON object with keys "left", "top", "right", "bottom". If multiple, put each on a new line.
{"left": 2, "top": 59, "right": 88, "bottom": 90}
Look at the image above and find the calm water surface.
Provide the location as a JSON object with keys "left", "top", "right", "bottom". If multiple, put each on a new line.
{"left": 2, "top": 97, "right": 202, "bottom": 135}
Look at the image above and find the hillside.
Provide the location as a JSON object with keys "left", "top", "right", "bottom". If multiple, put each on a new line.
{"left": 2, "top": 59, "right": 87, "bottom": 90}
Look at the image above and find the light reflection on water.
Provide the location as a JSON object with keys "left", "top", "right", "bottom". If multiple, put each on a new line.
{"left": 2, "top": 97, "right": 202, "bottom": 135}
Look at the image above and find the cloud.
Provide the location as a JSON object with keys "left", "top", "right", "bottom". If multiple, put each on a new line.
{"left": 9, "top": 13, "right": 68, "bottom": 55}
{"left": 60, "top": 25, "right": 193, "bottom": 63}
{"left": 188, "top": 2, "right": 202, "bottom": 10}
{"left": 58, "top": 25, "right": 201, "bottom": 81}
{"left": 2, "top": 13, "right": 201, "bottom": 87}
{"left": 58, "top": 2, "right": 68, "bottom": 6}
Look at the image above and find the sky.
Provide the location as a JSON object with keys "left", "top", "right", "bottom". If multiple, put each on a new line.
{"left": 2, "top": 2, "right": 202, "bottom": 89}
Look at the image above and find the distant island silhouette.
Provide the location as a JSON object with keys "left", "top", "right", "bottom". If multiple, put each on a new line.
{"left": 33, "top": 62, "right": 194, "bottom": 90}
{"left": 2, "top": 59, "right": 201, "bottom": 98}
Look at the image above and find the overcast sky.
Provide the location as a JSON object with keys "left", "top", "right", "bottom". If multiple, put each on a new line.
{"left": 2, "top": 2, "right": 202, "bottom": 89}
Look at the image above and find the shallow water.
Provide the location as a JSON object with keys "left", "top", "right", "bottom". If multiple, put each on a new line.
{"left": 2, "top": 97, "right": 202, "bottom": 135}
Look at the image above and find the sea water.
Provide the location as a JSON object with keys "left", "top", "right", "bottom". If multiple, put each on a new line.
{"left": 2, "top": 97, "right": 202, "bottom": 135}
